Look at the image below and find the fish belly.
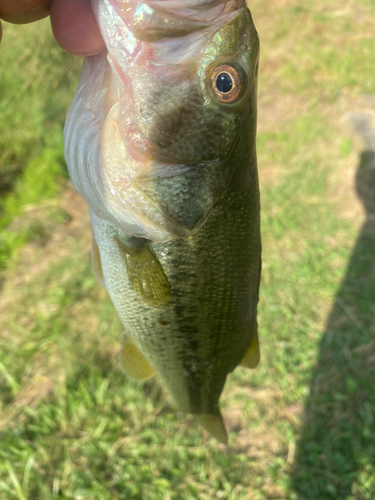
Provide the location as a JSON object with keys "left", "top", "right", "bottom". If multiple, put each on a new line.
{"left": 91, "top": 146, "right": 261, "bottom": 417}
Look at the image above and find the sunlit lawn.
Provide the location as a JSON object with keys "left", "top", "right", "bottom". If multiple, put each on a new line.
{"left": 0, "top": 1, "right": 374, "bottom": 498}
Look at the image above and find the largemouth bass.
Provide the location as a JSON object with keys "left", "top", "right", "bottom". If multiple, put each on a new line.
{"left": 64, "top": 0, "right": 261, "bottom": 443}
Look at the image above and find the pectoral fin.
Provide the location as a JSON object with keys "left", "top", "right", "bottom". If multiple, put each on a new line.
{"left": 117, "top": 238, "right": 170, "bottom": 307}
{"left": 91, "top": 233, "right": 105, "bottom": 287}
{"left": 119, "top": 335, "right": 155, "bottom": 381}
{"left": 196, "top": 413, "right": 228, "bottom": 445}
{"left": 239, "top": 330, "right": 260, "bottom": 369}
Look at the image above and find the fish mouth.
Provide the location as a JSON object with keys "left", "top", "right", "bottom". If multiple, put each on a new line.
{"left": 112, "top": 0, "right": 244, "bottom": 42}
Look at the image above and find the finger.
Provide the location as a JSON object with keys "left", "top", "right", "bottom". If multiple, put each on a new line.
{"left": 0, "top": 0, "right": 50, "bottom": 24}
{"left": 50, "top": 0, "right": 105, "bottom": 56}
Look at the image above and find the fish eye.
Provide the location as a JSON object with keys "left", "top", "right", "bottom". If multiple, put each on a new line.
{"left": 211, "top": 65, "right": 241, "bottom": 103}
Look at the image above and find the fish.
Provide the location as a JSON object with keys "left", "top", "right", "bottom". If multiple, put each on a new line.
{"left": 64, "top": 0, "right": 261, "bottom": 444}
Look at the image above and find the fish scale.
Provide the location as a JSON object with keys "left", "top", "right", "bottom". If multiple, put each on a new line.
{"left": 65, "top": 0, "right": 261, "bottom": 442}
{"left": 91, "top": 125, "right": 260, "bottom": 429}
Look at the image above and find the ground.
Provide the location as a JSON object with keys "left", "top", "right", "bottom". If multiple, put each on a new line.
{"left": 0, "top": 0, "right": 374, "bottom": 498}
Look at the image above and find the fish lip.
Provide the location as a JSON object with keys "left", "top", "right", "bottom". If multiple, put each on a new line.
{"left": 110, "top": 0, "right": 244, "bottom": 25}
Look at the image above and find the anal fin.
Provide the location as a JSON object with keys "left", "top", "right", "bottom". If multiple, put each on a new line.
{"left": 119, "top": 335, "right": 155, "bottom": 381}
{"left": 239, "top": 330, "right": 260, "bottom": 369}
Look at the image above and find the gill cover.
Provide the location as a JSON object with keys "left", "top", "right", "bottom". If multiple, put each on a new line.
{"left": 64, "top": 0, "right": 259, "bottom": 243}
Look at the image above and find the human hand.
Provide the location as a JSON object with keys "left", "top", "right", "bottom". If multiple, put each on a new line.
{"left": 0, "top": 0, "right": 105, "bottom": 55}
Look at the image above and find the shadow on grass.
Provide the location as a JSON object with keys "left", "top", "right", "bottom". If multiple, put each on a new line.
{"left": 291, "top": 149, "right": 375, "bottom": 499}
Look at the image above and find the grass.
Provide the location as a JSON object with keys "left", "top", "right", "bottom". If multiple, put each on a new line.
{"left": 0, "top": 1, "right": 375, "bottom": 498}
{"left": 0, "top": 20, "right": 81, "bottom": 268}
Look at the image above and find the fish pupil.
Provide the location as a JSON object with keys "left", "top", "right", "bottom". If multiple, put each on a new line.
{"left": 216, "top": 73, "right": 233, "bottom": 93}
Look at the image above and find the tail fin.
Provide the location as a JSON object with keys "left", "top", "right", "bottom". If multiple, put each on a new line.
{"left": 196, "top": 413, "right": 228, "bottom": 444}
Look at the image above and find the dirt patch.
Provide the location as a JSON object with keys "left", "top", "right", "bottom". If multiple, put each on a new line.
{"left": 234, "top": 423, "right": 281, "bottom": 458}
{"left": 0, "top": 185, "right": 95, "bottom": 421}
{"left": 0, "top": 373, "right": 58, "bottom": 431}
{"left": 257, "top": 92, "right": 309, "bottom": 186}
{"left": 224, "top": 407, "right": 244, "bottom": 432}
{"left": 1, "top": 184, "right": 91, "bottom": 288}
{"left": 328, "top": 97, "right": 375, "bottom": 226}
{"left": 258, "top": 92, "right": 308, "bottom": 135}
